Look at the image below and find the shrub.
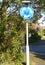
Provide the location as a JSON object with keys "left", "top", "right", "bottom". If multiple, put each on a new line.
{"left": 29, "top": 29, "right": 41, "bottom": 43}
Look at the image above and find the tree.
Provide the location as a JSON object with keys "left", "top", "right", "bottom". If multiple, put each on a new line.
{"left": 0, "top": 0, "right": 25, "bottom": 65}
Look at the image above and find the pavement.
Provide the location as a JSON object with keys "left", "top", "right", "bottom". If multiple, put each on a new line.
{"left": 30, "top": 53, "right": 45, "bottom": 65}
{"left": 22, "top": 40, "right": 45, "bottom": 65}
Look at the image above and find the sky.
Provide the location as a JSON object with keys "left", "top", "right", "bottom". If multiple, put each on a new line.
{"left": 6, "top": 3, "right": 16, "bottom": 16}
{"left": 0, "top": 0, "right": 3, "bottom": 3}
{"left": 38, "top": 10, "right": 45, "bottom": 27}
{"left": 6, "top": 4, "right": 45, "bottom": 27}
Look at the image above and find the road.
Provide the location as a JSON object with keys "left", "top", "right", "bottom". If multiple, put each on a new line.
{"left": 22, "top": 45, "right": 45, "bottom": 65}
{"left": 30, "top": 45, "right": 45, "bottom": 55}
{"left": 22, "top": 41, "right": 45, "bottom": 65}
{"left": 22, "top": 45, "right": 45, "bottom": 55}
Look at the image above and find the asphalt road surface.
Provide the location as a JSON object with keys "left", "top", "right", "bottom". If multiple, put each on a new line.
{"left": 22, "top": 45, "right": 45, "bottom": 55}
{"left": 22, "top": 40, "right": 45, "bottom": 65}
{"left": 30, "top": 45, "right": 45, "bottom": 55}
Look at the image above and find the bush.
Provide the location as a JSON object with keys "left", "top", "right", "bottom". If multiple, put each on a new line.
{"left": 29, "top": 29, "right": 41, "bottom": 43}
{"left": 0, "top": 14, "right": 24, "bottom": 65}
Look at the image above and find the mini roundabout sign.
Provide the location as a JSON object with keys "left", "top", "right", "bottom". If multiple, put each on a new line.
{"left": 20, "top": 5, "right": 34, "bottom": 19}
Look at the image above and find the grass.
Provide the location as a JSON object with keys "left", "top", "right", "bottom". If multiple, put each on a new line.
{"left": 23, "top": 53, "right": 45, "bottom": 65}
{"left": 22, "top": 53, "right": 32, "bottom": 65}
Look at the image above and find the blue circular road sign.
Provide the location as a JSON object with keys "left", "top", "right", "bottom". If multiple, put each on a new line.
{"left": 20, "top": 5, "right": 34, "bottom": 19}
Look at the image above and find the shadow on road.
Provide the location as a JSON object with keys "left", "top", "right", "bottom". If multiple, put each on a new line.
{"left": 30, "top": 39, "right": 45, "bottom": 60}
{"left": 29, "top": 40, "right": 45, "bottom": 45}
{"left": 34, "top": 54, "right": 45, "bottom": 60}
{"left": 23, "top": 39, "right": 45, "bottom": 61}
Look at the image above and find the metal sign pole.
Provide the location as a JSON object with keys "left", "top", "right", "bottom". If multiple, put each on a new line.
{"left": 26, "top": 21, "right": 29, "bottom": 65}
{"left": 20, "top": 1, "right": 34, "bottom": 65}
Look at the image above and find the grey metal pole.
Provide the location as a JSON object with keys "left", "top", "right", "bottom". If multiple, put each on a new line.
{"left": 26, "top": 22, "right": 29, "bottom": 65}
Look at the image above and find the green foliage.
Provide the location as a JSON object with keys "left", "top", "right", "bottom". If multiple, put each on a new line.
{"left": 34, "top": 0, "right": 45, "bottom": 7}
{"left": 17, "top": 0, "right": 23, "bottom": 2}
{"left": 38, "top": 29, "right": 45, "bottom": 39}
{"left": 0, "top": 1, "right": 25, "bottom": 65}
{"left": 29, "top": 29, "right": 41, "bottom": 43}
